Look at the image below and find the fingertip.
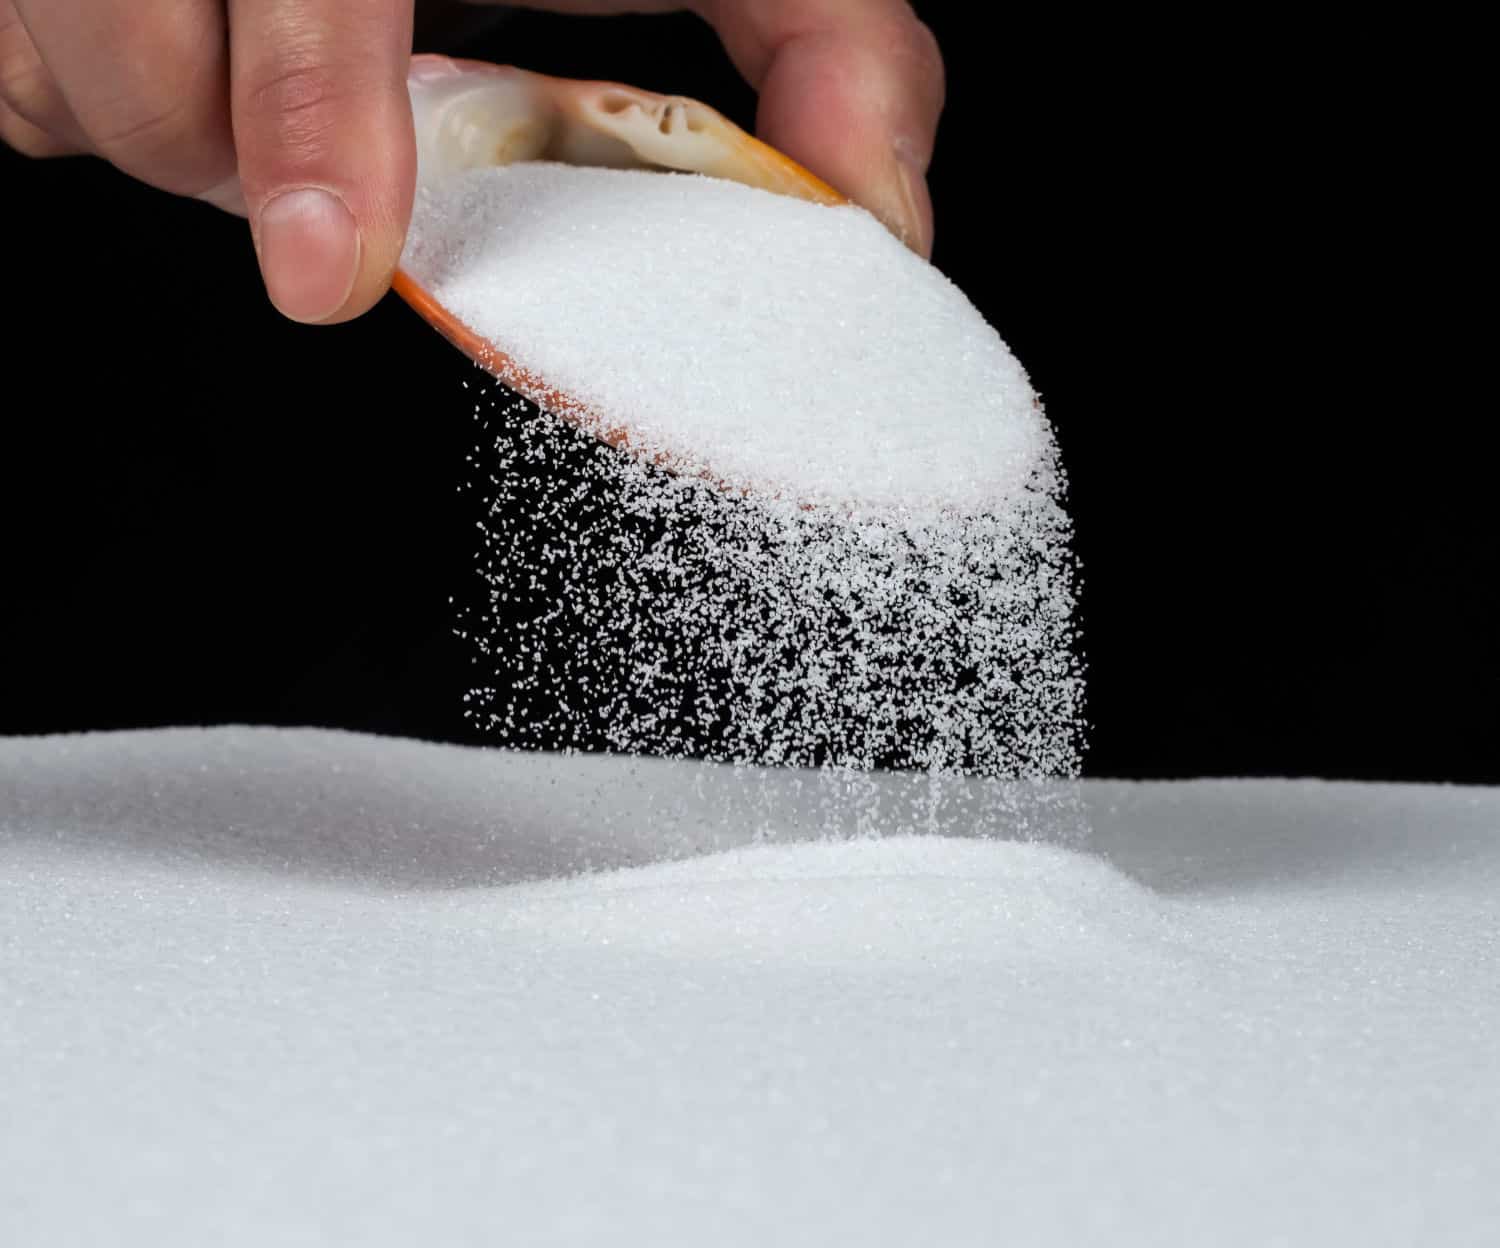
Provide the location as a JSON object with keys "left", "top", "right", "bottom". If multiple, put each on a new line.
{"left": 257, "top": 186, "right": 361, "bottom": 323}
{"left": 251, "top": 112, "right": 414, "bottom": 324}
{"left": 196, "top": 174, "right": 248, "bottom": 216}
{"left": 0, "top": 98, "right": 80, "bottom": 157}
{"left": 893, "top": 137, "right": 935, "bottom": 258}
{"left": 747, "top": 14, "right": 944, "bottom": 258}
{"left": 228, "top": 0, "right": 415, "bottom": 324}
{"left": 757, "top": 51, "right": 936, "bottom": 257}
{"left": 252, "top": 175, "right": 412, "bottom": 326}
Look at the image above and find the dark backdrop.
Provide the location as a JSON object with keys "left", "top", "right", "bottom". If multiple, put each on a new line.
{"left": 3, "top": 7, "right": 1491, "bottom": 780}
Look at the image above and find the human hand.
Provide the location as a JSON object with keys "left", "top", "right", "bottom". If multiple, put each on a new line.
{"left": 518, "top": 3, "right": 945, "bottom": 253}
{"left": 0, "top": 1, "right": 943, "bottom": 325}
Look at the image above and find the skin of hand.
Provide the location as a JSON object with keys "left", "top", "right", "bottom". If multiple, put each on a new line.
{"left": 0, "top": 0, "right": 944, "bottom": 325}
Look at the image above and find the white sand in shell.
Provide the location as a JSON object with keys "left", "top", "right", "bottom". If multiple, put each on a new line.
{"left": 403, "top": 163, "right": 1044, "bottom": 514}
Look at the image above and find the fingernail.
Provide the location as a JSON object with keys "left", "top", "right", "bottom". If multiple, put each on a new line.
{"left": 257, "top": 188, "right": 360, "bottom": 323}
{"left": 195, "top": 176, "right": 247, "bottom": 217}
{"left": 891, "top": 138, "right": 934, "bottom": 258}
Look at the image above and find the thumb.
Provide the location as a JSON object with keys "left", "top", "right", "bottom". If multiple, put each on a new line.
{"left": 229, "top": 0, "right": 416, "bottom": 323}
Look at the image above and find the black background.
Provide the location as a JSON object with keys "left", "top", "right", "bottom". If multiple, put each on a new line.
{"left": 3, "top": 7, "right": 1492, "bottom": 780}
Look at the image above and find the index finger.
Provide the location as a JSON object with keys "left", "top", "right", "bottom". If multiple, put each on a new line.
{"left": 699, "top": 0, "right": 945, "bottom": 255}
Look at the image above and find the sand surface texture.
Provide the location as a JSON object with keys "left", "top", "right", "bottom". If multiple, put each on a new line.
{"left": 3, "top": 728, "right": 1496, "bottom": 1245}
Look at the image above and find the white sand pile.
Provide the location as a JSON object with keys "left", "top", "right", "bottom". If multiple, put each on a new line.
{"left": 4, "top": 727, "right": 1497, "bottom": 1245}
